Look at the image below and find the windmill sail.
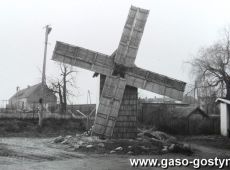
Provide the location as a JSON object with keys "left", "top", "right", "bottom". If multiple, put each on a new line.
{"left": 115, "top": 6, "right": 149, "bottom": 67}
{"left": 52, "top": 41, "right": 114, "bottom": 76}
{"left": 93, "top": 76, "right": 126, "bottom": 137}
{"left": 125, "top": 67, "right": 186, "bottom": 100}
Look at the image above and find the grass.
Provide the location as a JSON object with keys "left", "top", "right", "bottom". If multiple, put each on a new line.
{"left": 0, "top": 118, "right": 86, "bottom": 137}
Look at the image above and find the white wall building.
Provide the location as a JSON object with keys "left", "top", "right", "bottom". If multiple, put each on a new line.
{"left": 216, "top": 98, "right": 230, "bottom": 137}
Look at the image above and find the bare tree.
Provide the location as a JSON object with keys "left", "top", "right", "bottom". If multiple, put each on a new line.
{"left": 189, "top": 27, "right": 230, "bottom": 100}
{"left": 49, "top": 63, "right": 77, "bottom": 114}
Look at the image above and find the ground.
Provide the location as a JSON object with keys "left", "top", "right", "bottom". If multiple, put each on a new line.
{"left": 0, "top": 119, "right": 230, "bottom": 169}
{"left": 0, "top": 136, "right": 230, "bottom": 170}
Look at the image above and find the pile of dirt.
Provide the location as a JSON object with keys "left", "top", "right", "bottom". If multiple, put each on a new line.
{"left": 137, "top": 128, "right": 193, "bottom": 155}
{"left": 51, "top": 128, "right": 193, "bottom": 155}
{"left": 51, "top": 135, "right": 160, "bottom": 155}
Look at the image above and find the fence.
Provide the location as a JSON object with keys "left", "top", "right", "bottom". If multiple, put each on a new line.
{"left": 0, "top": 100, "right": 8, "bottom": 112}
{"left": 0, "top": 98, "right": 221, "bottom": 135}
{"left": 0, "top": 100, "right": 96, "bottom": 121}
{"left": 138, "top": 103, "right": 220, "bottom": 135}
{"left": 0, "top": 112, "right": 94, "bottom": 119}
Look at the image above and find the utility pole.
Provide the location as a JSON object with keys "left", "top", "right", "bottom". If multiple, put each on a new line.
{"left": 42, "top": 25, "right": 52, "bottom": 85}
{"left": 39, "top": 25, "right": 52, "bottom": 127}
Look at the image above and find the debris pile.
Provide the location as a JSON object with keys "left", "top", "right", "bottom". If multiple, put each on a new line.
{"left": 137, "top": 128, "right": 192, "bottom": 155}
{"left": 51, "top": 128, "right": 193, "bottom": 155}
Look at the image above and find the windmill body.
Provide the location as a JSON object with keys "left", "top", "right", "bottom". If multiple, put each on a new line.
{"left": 52, "top": 6, "right": 186, "bottom": 138}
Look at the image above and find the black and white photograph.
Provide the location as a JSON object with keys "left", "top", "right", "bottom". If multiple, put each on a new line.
{"left": 0, "top": 0, "right": 230, "bottom": 169}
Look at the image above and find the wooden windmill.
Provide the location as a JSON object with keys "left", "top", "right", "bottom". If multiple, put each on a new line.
{"left": 52, "top": 6, "right": 186, "bottom": 138}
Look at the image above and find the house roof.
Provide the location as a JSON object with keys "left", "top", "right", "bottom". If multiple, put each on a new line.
{"left": 140, "top": 97, "right": 177, "bottom": 103}
{"left": 172, "top": 106, "right": 209, "bottom": 118}
{"left": 9, "top": 83, "right": 43, "bottom": 100}
{"left": 215, "top": 98, "right": 230, "bottom": 105}
{"left": 141, "top": 102, "right": 189, "bottom": 106}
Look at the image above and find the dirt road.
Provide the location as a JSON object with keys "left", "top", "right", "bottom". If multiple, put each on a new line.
{"left": 0, "top": 138, "right": 156, "bottom": 170}
{"left": 0, "top": 137, "right": 229, "bottom": 170}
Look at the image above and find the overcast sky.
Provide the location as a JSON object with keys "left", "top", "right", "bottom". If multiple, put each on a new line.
{"left": 1, "top": 0, "right": 230, "bottom": 104}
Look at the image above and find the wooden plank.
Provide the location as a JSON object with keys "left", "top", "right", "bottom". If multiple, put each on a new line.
{"left": 125, "top": 66, "right": 186, "bottom": 101}
{"left": 52, "top": 41, "right": 114, "bottom": 76}
{"left": 115, "top": 6, "right": 149, "bottom": 67}
{"left": 93, "top": 76, "right": 126, "bottom": 137}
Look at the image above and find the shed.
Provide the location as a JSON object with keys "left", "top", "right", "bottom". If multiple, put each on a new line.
{"left": 172, "top": 106, "right": 209, "bottom": 119}
{"left": 172, "top": 106, "right": 209, "bottom": 135}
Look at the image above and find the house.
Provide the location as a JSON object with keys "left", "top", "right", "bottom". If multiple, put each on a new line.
{"left": 8, "top": 83, "right": 57, "bottom": 111}
{"left": 215, "top": 98, "right": 230, "bottom": 137}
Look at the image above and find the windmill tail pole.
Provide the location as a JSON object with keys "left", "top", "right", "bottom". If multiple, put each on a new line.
{"left": 39, "top": 25, "right": 52, "bottom": 127}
